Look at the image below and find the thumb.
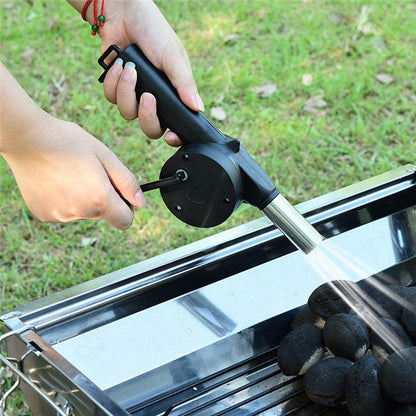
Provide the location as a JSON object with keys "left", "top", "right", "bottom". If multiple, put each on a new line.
{"left": 99, "top": 147, "right": 145, "bottom": 208}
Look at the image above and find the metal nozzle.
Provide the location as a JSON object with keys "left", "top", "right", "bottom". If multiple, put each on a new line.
{"left": 262, "top": 194, "right": 325, "bottom": 254}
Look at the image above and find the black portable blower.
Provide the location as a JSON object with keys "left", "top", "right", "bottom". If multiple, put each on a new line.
{"left": 98, "top": 44, "right": 324, "bottom": 254}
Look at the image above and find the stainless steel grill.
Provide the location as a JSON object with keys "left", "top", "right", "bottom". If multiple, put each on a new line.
{"left": 131, "top": 346, "right": 325, "bottom": 416}
{"left": 1, "top": 165, "right": 415, "bottom": 416}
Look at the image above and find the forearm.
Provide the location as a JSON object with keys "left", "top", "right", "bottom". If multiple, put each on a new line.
{"left": 0, "top": 62, "right": 49, "bottom": 155}
{"left": 66, "top": 0, "right": 95, "bottom": 23}
{"left": 66, "top": 0, "right": 151, "bottom": 25}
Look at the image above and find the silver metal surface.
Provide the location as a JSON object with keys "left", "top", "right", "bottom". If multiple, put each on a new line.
{"left": 1, "top": 164, "right": 415, "bottom": 416}
{"left": 0, "top": 327, "right": 67, "bottom": 416}
{"left": 53, "top": 203, "right": 416, "bottom": 396}
{"left": 263, "top": 194, "right": 325, "bottom": 254}
{"left": 1, "top": 325, "right": 132, "bottom": 415}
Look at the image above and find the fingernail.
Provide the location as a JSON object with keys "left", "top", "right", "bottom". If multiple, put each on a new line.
{"left": 122, "top": 62, "right": 136, "bottom": 82}
{"left": 193, "top": 93, "right": 205, "bottom": 111}
{"left": 125, "top": 61, "right": 136, "bottom": 70}
{"left": 111, "top": 57, "right": 123, "bottom": 75}
{"left": 141, "top": 93, "right": 155, "bottom": 108}
{"left": 134, "top": 190, "right": 146, "bottom": 207}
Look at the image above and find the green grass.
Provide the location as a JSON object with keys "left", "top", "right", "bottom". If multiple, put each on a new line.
{"left": 1, "top": 0, "right": 415, "bottom": 414}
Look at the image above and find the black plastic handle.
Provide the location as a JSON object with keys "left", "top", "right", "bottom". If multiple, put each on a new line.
{"left": 99, "top": 44, "right": 228, "bottom": 146}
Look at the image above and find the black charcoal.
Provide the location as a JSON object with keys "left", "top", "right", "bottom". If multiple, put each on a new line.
{"left": 379, "top": 346, "right": 416, "bottom": 404}
{"left": 401, "top": 293, "right": 416, "bottom": 344}
{"left": 276, "top": 323, "right": 324, "bottom": 375}
{"left": 323, "top": 313, "right": 369, "bottom": 361}
{"left": 308, "top": 280, "right": 359, "bottom": 319}
{"left": 346, "top": 354, "right": 393, "bottom": 416}
{"left": 371, "top": 318, "right": 413, "bottom": 362}
{"left": 389, "top": 404, "right": 416, "bottom": 416}
{"left": 364, "top": 285, "right": 416, "bottom": 321}
{"left": 290, "top": 305, "right": 325, "bottom": 330}
{"left": 303, "top": 357, "right": 353, "bottom": 407}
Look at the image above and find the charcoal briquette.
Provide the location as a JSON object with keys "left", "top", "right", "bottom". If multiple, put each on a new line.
{"left": 388, "top": 404, "right": 416, "bottom": 416}
{"left": 290, "top": 305, "right": 325, "bottom": 330}
{"left": 379, "top": 346, "right": 416, "bottom": 404}
{"left": 346, "top": 354, "right": 393, "bottom": 416}
{"left": 276, "top": 323, "right": 324, "bottom": 376}
{"left": 303, "top": 356, "right": 353, "bottom": 407}
{"left": 371, "top": 318, "right": 413, "bottom": 362}
{"left": 364, "top": 285, "right": 416, "bottom": 321}
{"left": 323, "top": 313, "right": 369, "bottom": 361}
{"left": 401, "top": 293, "right": 416, "bottom": 344}
{"left": 308, "top": 280, "right": 360, "bottom": 319}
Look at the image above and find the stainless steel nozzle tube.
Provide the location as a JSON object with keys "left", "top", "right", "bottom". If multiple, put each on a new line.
{"left": 262, "top": 194, "right": 325, "bottom": 254}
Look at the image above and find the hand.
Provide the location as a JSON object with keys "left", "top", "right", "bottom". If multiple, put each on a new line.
{"left": 71, "top": 0, "right": 204, "bottom": 146}
{"left": 2, "top": 113, "right": 144, "bottom": 230}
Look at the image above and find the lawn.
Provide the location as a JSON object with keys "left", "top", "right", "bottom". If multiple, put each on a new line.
{"left": 1, "top": 0, "right": 415, "bottom": 414}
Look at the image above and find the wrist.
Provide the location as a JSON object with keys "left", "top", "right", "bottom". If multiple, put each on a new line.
{"left": 0, "top": 108, "right": 52, "bottom": 158}
{"left": 67, "top": 0, "right": 109, "bottom": 35}
{"left": 66, "top": 0, "right": 93, "bottom": 24}
{"left": 0, "top": 67, "right": 49, "bottom": 156}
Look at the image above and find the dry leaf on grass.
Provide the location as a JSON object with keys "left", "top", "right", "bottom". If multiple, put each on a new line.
{"left": 372, "top": 37, "right": 387, "bottom": 52}
{"left": 48, "top": 18, "right": 58, "bottom": 30}
{"left": 357, "top": 6, "right": 378, "bottom": 35}
{"left": 81, "top": 237, "right": 97, "bottom": 247}
{"left": 357, "top": 6, "right": 370, "bottom": 33}
{"left": 210, "top": 106, "right": 227, "bottom": 121}
{"left": 21, "top": 47, "right": 35, "bottom": 63}
{"left": 250, "top": 83, "right": 277, "bottom": 98}
{"left": 302, "top": 74, "right": 313, "bottom": 86}
{"left": 27, "top": 12, "right": 36, "bottom": 21}
{"left": 362, "top": 23, "right": 378, "bottom": 35}
{"left": 330, "top": 13, "right": 348, "bottom": 24}
{"left": 50, "top": 75, "right": 67, "bottom": 96}
{"left": 376, "top": 73, "right": 394, "bottom": 84}
{"left": 304, "top": 96, "right": 328, "bottom": 116}
{"left": 224, "top": 34, "right": 239, "bottom": 44}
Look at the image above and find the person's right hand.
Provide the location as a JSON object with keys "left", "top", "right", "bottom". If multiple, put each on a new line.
{"left": 2, "top": 112, "right": 144, "bottom": 230}
{"left": 96, "top": 0, "right": 204, "bottom": 147}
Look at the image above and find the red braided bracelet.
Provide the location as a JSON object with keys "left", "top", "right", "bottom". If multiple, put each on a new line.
{"left": 92, "top": 0, "right": 98, "bottom": 34}
{"left": 82, "top": 0, "right": 105, "bottom": 36}
{"left": 81, "top": 0, "right": 92, "bottom": 21}
{"left": 99, "top": 0, "right": 105, "bottom": 26}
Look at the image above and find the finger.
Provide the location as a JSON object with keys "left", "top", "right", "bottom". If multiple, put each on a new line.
{"left": 97, "top": 146, "right": 145, "bottom": 208}
{"left": 177, "top": 85, "right": 205, "bottom": 113}
{"left": 111, "top": 165, "right": 146, "bottom": 209}
{"left": 164, "top": 131, "right": 182, "bottom": 147}
{"left": 138, "top": 92, "right": 165, "bottom": 139}
{"left": 116, "top": 62, "right": 139, "bottom": 120}
{"left": 101, "top": 185, "right": 136, "bottom": 230}
{"left": 103, "top": 57, "right": 123, "bottom": 104}
{"left": 161, "top": 45, "right": 205, "bottom": 112}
